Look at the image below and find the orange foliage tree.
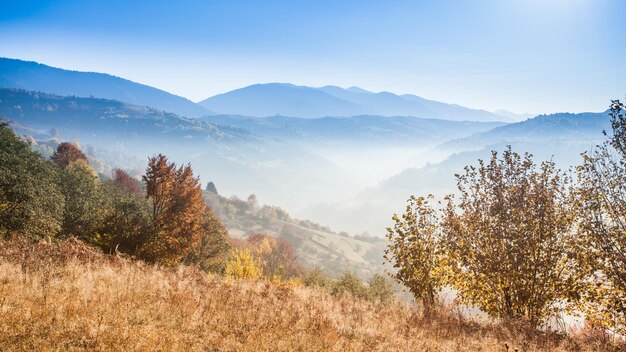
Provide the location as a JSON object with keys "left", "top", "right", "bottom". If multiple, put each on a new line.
{"left": 111, "top": 168, "right": 141, "bottom": 196}
{"left": 51, "top": 142, "right": 88, "bottom": 169}
{"left": 141, "top": 154, "right": 208, "bottom": 264}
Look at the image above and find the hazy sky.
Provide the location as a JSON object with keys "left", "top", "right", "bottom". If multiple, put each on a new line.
{"left": 1, "top": 0, "right": 625, "bottom": 114}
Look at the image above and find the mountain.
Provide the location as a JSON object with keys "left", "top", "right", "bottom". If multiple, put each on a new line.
{"left": 199, "top": 83, "right": 511, "bottom": 122}
{"left": 492, "top": 109, "right": 535, "bottom": 121}
{"left": 441, "top": 111, "right": 610, "bottom": 151}
{"left": 0, "top": 58, "right": 211, "bottom": 118}
{"left": 199, "top": 83, "right": 367, "bottom": 118}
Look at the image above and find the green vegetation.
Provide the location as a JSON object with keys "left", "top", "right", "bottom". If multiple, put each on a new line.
{"left": 0, "top": 122, "right": 64, "bottom": 239}
{"left": 0, "top": 122, "right": 229, "bottom": 269}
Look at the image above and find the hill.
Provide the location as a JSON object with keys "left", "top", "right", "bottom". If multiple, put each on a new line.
{"left": 0, "top": 58, "right": 211, "bottom": 117}
{"left": 203, "top": 191, "right": 385, "bottom": 278}
{"left": 199, "top": 83, "right": 512, "bottom": 122}
{"left": 200, "top": 114, "right": 505, "bottom": 147}
{"left": 0, "top": 237, "right": 613, "bottom": 352}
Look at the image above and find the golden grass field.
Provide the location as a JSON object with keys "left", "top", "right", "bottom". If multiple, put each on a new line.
{"left": 0, "top": 238, "right": 620, "bottom": 351}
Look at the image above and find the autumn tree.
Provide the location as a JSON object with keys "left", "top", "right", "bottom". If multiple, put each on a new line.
{"left": 441, "top": 147, "right": 579, "bottom": 326}
{"left": 141, "top": 154, "right": 209, "bottom": 265}
{"left": 51, "top": 142, "right": 87, "bottom": 169}
{"left": 385, "top": 195, "right": 443, "bottom": 307}
{"left": 111, "top": 168, "right": 141, "bottom": 196}
{"left": 0, "top": 123, "right": 64, "bottom": 239}
{"left": 183, "top": 209, "right": 230, "bottom": 273}
{"left": 246, "top": 234, "right": 302, "bottom": 279}
{"left": 576, "top": 98, "right": 626, "bottom": 334}
{"left": 225, "top": 248, "right": 262, "bottom": 280}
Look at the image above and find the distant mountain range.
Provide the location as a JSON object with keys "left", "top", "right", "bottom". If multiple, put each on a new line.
{"left": 1, "top": 57, "right": 526, "bottom": 122}
{"left": 199, "top": 83, "right": 513, "bottom": 122}
{"left": 0, "top": 58, "right": 212, "bottom": 118}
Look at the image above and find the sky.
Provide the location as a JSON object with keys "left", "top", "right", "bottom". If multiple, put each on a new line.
{"left": 1, "top": 0, "right": 625, "bottom": 114}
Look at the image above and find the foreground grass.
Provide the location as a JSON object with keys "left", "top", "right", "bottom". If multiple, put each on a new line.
{"left": 0, "top": 238, "right": 619, "bottom": 351}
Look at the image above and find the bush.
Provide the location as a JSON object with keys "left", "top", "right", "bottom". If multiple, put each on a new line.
{"left": 225, "top": 249, "right": 262, "bottom": 280}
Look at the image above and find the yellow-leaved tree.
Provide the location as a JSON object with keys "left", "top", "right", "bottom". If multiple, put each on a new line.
{"left": 440, "top": 148, "right": 580, "bottom": 326}
{"left": 576, "top": 99, "right": 626, "bottom": 334}
{"left": 225, "top": 248, "right": 262, "bottom": 280}
{"left": 385, "top": 195, "right": 443, "bottom": 308}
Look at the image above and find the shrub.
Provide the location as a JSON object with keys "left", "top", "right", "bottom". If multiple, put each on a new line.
{"left": 225, "top": 248, "right": 262, "bottom": 280}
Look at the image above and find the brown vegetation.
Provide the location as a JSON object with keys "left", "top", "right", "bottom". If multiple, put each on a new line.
{"left": 0, "top": 237, "right": 619, "bottom": 352}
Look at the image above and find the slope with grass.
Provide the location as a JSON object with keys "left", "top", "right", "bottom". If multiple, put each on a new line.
{"left": 0, "top": 237, "right": 616, "bottom": 352}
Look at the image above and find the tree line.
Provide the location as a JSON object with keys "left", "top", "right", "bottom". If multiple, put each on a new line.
{"left": 385, "top": 99, "right": 626, "bottom": 334}
{"left": 0, "top": 122, "right": 229, "bottom": 269}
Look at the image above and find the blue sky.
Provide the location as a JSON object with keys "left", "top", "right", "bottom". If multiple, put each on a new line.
{"left": 1, "top": 0, "right": 625, "bottom": 114}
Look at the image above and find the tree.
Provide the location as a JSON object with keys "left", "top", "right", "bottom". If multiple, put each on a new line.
{"left": 205, "top": 181, "right": 218, "bottom": 194}
{"left": 225, "top": 248, "right": 262, "bottom": 280}
{"left": 111, "top": 168, "right": 142, "bottom": 196}
{"left": 247, "top": 234, "right": 302, "bottom": 279}
{"left": 183, "top": 209, "right": 230, "bottom": 273}
{"left": 58, "top": 160, "right": 105, "bottom": 241}
{"left": 51, "top": 142, "right": 87, "bottom": 169}
{"left": 96, "top": 182, "right": 151, "bottom": 255}
{"left": 576, "top": 98, "right": 626, "bottom": 334}
{"left": 385, "top": 195, "right": 443, "bottom": 307}
{"left": 367, "top": 273, "right": 394, "bottom": 303}
{"left": 332, "top": 271, "right": 368, "bottom": 299}
{"left": 0, "top": 123, "right": 64, "bottom": 239}
{"left": 141, "top": 154, "right": 208, "bottom": 265}
{"left": 441, "top": 147, "right": 579, "bottom": 326}
{"left": 303, "top": 267, "right": 331, "bottom": 288}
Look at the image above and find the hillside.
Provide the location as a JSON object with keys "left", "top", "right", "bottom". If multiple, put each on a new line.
{"left": 0, "top": 238, "right": 613, "bottom": 352}
{"left": 441, "top": 111, "right": 610, "bottom": 152}
{"left": 200, "top": 114, "right": 505, "bottom": 147}
{"left": 204, "top": 192, "right": 385, "bottom": 278}
{"left": 0, "top": 58, "right": 211, "bottom": 117}
{"left": 199, "top": 83, "right": 512, "bottom": 122}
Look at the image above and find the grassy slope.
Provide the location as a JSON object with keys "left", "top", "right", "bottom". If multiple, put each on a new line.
{"left": 0, "top": 238, "right": 616, "bottom": 352}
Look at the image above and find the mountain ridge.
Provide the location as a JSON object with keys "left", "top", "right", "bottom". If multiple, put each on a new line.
{"left": 0, "top": 57, "right": 212, "bottom": 118}
{"left": 200, "top": 83, "right": 513, "bottom": 122}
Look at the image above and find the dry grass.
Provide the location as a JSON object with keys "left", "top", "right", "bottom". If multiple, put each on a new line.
{"left": 0, "top": 238, "right": 620, "bottom": 351}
